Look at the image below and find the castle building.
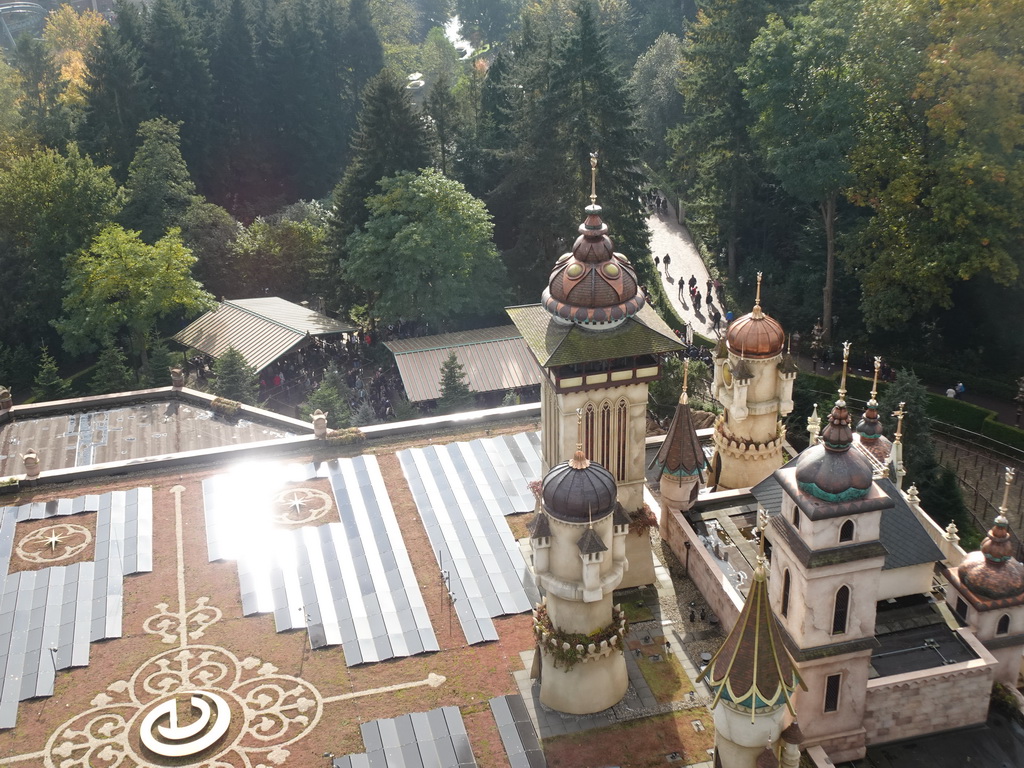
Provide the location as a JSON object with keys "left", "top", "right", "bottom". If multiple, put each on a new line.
{"left": 528, "top": 445, "right": 629, "bottom": 714}
{"left": 509, "top": 159, "right": 682, "bottom": 587}
{"left": 709, "top": 275, "right": 797, "bottom": 490}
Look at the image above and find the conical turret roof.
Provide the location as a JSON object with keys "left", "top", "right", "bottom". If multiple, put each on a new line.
{"left": 655, "top": 390, "right": 707, "bottom": 480}
{"left": 698, "top": 558, "right": 800, "bottom": 721}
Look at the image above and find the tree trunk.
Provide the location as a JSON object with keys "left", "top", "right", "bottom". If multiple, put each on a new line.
{"left": 134, "top": 327, "right": 149, "bottom": 372}
{"left": 821, "top": 193, "right": 837, "bottom": 343}
{"left": 727, "top": 183, "right": 738, "bottom": 280}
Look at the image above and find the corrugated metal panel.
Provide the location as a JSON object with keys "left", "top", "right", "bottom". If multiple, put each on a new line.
{"left": 386, "top": 327, "right": 542, "bottom": 402}
{"left": 174, "top": 298, "right": 356, "bottom": 372}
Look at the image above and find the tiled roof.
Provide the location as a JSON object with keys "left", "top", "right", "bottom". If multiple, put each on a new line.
{"left": 385, "top": 326, "right": 542, "bottom": 402}
{"left": 699, "top": 564, "right": 800, "bottom": 718}
{"left": 875, "top": 478, "right": 945, "bottom": 570}
{"left": 577, "top": 527, "right": 608, "bottom": 555}
{"left": 174, "top": 297, "right": 356, "bottom": 372}
{"left": 655, "top": 397, "right": 707, "bottom": 477}
{"left": 506, "top": 303, "right": 682, "bottom": 367}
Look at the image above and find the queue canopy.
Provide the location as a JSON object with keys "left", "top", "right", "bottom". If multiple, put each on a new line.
{"left": 385, "top": 326, "right": 542, "bottom": 402}
{"left": 174, "top": 297, "right": 356, "bottom": 372}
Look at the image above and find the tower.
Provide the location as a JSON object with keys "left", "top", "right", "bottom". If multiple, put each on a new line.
{"left": 943, "top": 468, "right": 1024, "bottom": 685}
{"left": 700, "top": 510, "right": 801, "bottom": 768}
{"left": 655, "top": 359, "right": 707, "bottom": 522}
{"left": 710, "top": 274, "right": 797, "bottom": 490}
{"left": 529, "top": 444, "right": 629, "bottom": 714}
{"left": 758, "top": 345, "right": 892, "bottom": 761}
{"left": 509, "top": 157, "right": 683, "bottom": 587}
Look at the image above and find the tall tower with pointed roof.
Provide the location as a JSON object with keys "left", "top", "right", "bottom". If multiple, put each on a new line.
{"left": 655, "top": 359, "right": 707, "bottom": 520}
{"left": 700, "top": 511, "right": 802, "bottom": 768}
{"left": 509, "top": 157, "right": 683, "bottom": 587}
{"left": 710, "top": 274, "right": 797, "bottom": 490}
{"left": 755, "top": 345, "right": 893, "bottom": 761}
{"left": 528, "top": 439, "right": 629, "bottom": 714}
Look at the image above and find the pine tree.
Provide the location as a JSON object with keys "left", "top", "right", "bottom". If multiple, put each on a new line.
{"left": 140, "top": 336, "right": 176, "bottom": 388}
{"left": 300, "top": 369, "right": 352, "bottom": 429}
{"left": 34, "top": 346, "right": 72, "bottom": 401}
{"left": 90, "top": 343, "right": 136, "bottom": 394}
{"left": 211, "top": 347, "right": 258, "bottom": 404}
{"left": 121, "top": 118, "right": 200, "bottom": 243}
{"left": 437, "top": 351, "right": 473, "bottom": 413}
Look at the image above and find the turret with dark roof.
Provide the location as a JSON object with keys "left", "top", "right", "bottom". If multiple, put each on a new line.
{"left": 655, "top": 361, "right": 707, "bottom": 482}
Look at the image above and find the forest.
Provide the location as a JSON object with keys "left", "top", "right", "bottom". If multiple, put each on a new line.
{"left": 0, "top": 0, "right": 1022, "bottom": 401}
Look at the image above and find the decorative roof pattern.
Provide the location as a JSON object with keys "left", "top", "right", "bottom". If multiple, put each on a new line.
{"left": 174, "top": 297, "right": 356, "bottom": 372}
{"left": 655, "top": 395, "right": 707, "bottom": 479}
{"left": 507, "top": 303, "right": 682, "bottom": 368}
{"left": 698, "top": 559, "right": 800, "bottom": 720}
{"left": 541, "top": 203, "right": 645, "bottom": 327}
{"left": 385, "top": 326, "right": 542, "bottom": 402}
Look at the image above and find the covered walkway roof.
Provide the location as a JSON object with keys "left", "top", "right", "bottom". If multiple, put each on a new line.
{"left": 173, "top": 297, "right": 357, "bottom": 372}
{"left": 385, "top": 326, "right": 542, "bottom": 402}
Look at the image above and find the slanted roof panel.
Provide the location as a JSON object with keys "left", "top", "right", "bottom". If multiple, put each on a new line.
{"left": 876, "top": 478, "right": 945, "bottom": 570}
{"left": 174, "top": 297, "right": 356, "bottom": 372}
{"left": 385, "top": 326, "right": 542, "bottom": 402}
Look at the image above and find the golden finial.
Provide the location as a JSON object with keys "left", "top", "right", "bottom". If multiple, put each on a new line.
{"left": 870, "top": 356, "right": 881, "bottom": 402}
{"left": 589, "top": 152, "right": 599, "bottom": 205}
{"left": 751, "top": 272, "right": 764, "bottom": 318}
{"left": 998, "top": 467, "right": 1016, "bottom": 520}
{"left": 680, "top": 358, "right": 690, "bottom": 405}
{"left": 570, "top": 407, "right": 591, "bottom": 468}
{"left": 892, "top": 402, "right": 906, "bottom": 444}
{"left": 754, "top": 508, "right": 769, "bottom": 580}
{"left": 838, "top": 341, "right": 851, "bottom": 404}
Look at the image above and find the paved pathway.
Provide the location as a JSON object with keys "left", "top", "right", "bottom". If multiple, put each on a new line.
{"left": 648, "top": 205, "right": 725, "bottom": 345}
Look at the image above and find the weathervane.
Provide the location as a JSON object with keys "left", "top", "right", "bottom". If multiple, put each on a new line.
{"left": 589, "top": 152, "right": 599, "bottom": 205}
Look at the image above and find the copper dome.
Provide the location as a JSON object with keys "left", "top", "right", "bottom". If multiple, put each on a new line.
{"left": 542, "top": 204, "right": 645, "bottom": 326}
{"left": 795, "top": 402, "right": 873, "bottom": 502}
{"left": 726, "top": 307, "right": 785, "bottom": 359}
{"left": 856, "top": 400, "right": 885, "bottom": 441}
{"left": 958, "top": 517, "right": 1024, "bottom": 601}
{"left": 541, "top": 450, "right": 617, "bottom": 523}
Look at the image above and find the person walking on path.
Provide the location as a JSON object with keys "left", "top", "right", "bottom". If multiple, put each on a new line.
{"left": 711, "top": 307, "right": 722, "bottom": 332}
{"left": 706, "top": 279, "right": 714, "bottom": 301}
{"left": 688, "top": 274, "right": 697, "bottom": 293}
{"left": 694, "top": 290, "right": 702, "bottom": 313}
{"left": 663, "top": 253, "right": 671, "bottom": 275}
{"left": 655, "top": 255, "right": 661, "bottom": 270}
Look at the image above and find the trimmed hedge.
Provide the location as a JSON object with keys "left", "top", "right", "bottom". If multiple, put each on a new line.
{"left": 925, "top": 396, "right": 992, "bottom": 433}
{"left": 885, "top": 357, "right": 1016, "bottom": 401}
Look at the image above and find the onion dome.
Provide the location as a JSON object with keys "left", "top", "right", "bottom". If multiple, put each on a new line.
{"left": 795, "top": 401, "right": 874, "bottom": 503}
{"left": 781, "top": 721, "right": 803, "bottom": 745}
{"left": 725, "top": 273, "right": 784, "bottom": 359}
{"left": 656, "top": 389, "right": 707, "bottom": 480}
{"left": 756, "top": 746, "right": 779, "bottom": 768}
{"left": 541, "top": 204, "right": 645, "bottom": 327}
{"left": 958, "top": 515, "right": 1024, "bottom": 602}
{"left": 542, "top": 448, "right": 617, "bottom": 523}
{"left": 699, "top": 559, "right": 800, "bottom": 719}
{"left": 856, "top": 399, "right": 884, "bottom": 441}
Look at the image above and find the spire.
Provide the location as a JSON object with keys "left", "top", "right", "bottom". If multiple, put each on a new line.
{"left": 837, "top": 341, "right": 851, "bottom": 407}
{"left": 892, "top": 402, "right": 906, "bottom": 444}
{"left": 656, "top": 359, "right": 707, "bottom": 481}
{"left": 820, "top": 342, "right": 854, "bottom": 453}
{"left": 589, "top": 152, "right": 599, "bottom": 206}
{"left": 856, "top": 356, "right": 885, "bottom": 441}
{"left": 570, "top": 407, "right": 591, "bottom": 469}
{"left": 956, "top": 467, "right": 1024, "bottom": 603}
{"left": 752, "top": 271, "right": 764, "bottom": 320}
{"left": 699, "top": 511, "right": 801, "bottom": 723}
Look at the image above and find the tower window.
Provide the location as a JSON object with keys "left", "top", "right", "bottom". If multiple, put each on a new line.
{"left": 615, "top": 399, "right": 628, "bottom": 481}
{"left": 824, "top": 674, "right": 841, "bottom": 713}
{"left": 955, "top": 597, "right": 968, "bottom": 622}
{"left": 997, "top": 614, "right": 1011, "bottom": 635}
{"left": 839, "top": 520, "right": 855, "bottom": 542}
{"left": 792, "top": 506, "right": 800, "bottom": 530}
{"left": 781, "top": 569, "right": 791, "bottom": 618}
{"left": 584, "top": 402, "right": 595, "bottom": 459}
{"left": 832, "top": 586, "right": 850, "bottom": 635}
{"left": 599, "top": 401, "right": 612, "bottom": 468}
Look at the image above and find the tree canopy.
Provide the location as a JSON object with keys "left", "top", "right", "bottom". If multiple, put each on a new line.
{"left": 345, "top": 168, "right": 507, "bottom": 329}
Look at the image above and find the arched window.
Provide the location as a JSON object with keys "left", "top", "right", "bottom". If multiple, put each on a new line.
{"left": 781, "top": 569, "right": 791, "bottom": 618}
{"left": 584, "top": 402, "right": 596, "bottom": 459}
{"left": 839, "top": 520, "right": 855, "bottom": 542}
{"left": 615, "top": 399, "right": 628, "bottom": 481}
{"left": 832, "top": 586, "right": 850, "bottom": 635}
{"left": 792, "top": 506, "right": 800, "bottom": 530}
{"left": 599, "top": 401, "right": 612, "bottom": 468}
{"left": 997, "top": 614, "right": 1011, "bottom": 635}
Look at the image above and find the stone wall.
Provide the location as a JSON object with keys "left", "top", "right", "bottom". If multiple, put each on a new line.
{"left": 662, "top": 508, "right": 742, "bottom": 628}
{"left": 863, "top": 635, "right": 995, "bottom": 745}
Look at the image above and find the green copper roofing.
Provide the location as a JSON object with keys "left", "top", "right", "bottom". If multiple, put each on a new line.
{"left": 506, "top": 303, "right": 682, "bottom": 368}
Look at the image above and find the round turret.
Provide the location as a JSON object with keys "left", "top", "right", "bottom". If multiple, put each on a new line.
{"left": 542, "top": 205, "right": 645, "bottom": 327}
{"left": 958, "top": 516, "right": 1024, "bottom": 601}
{"left": 542, "top": 449, "right": 617, "bottom": 522}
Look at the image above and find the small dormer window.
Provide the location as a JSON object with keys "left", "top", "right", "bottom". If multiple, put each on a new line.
{"left": 839, "top": 520, "right": 855, "bottom": 543}
{"left": 997, "top": 614, "right": 1011, "bottom": 635}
